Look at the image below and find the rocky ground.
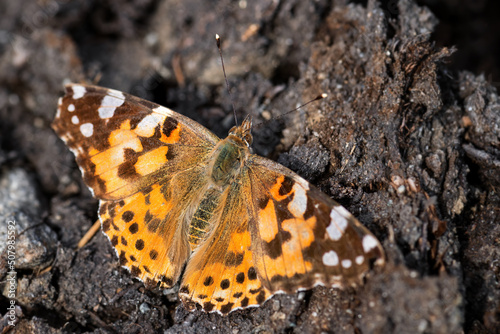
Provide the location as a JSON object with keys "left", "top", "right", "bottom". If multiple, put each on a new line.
{"left": 0, "top": 0, "right": 499, "bottom": 333}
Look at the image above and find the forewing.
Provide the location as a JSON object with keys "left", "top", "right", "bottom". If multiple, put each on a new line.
{"left": 245, "top": 155, "right": 385, "bottom": 293}
{"left": 53, "top": 84, "right": 219, "bottom": 200}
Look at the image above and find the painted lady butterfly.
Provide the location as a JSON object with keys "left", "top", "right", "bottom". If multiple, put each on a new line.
{"left": 53, "top": 83, "right": 384, "bottom": 314}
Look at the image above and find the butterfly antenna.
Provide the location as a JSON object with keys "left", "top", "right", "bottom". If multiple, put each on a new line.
{"left": 216, "top": 34, "right": 238, "bottom": 126}
{"left": 253, "top": 93, "right": 328, "bottom": 129}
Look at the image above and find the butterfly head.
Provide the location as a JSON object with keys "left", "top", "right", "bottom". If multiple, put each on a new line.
{"left": 228, "top": 115, "right": 253, "bottom": 147}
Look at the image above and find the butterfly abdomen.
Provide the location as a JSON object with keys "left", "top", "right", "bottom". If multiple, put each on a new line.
{"left": 188, "top": 187, "right": 222, "bottom": 248}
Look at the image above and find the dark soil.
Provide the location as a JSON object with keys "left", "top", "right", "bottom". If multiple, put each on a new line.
{"left": 0, "top": 0, "right": 499, "bottom": 333}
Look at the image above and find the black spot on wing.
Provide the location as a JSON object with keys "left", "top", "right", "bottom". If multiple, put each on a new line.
{"left": 163, "top": 117, "right": 179, "bottom": 138}
{"left": 149, "top": 249, "right": 158, "bottom": 260}
{"left": 224, "top": 252, "right": 244, "bottom": 267}
{"left": 263, "top": 230, "right": 291, "bottom": 259}
{"left": 220, "top": 279, "right": 230, "bottom": 290}
{"left": 256, "top": 290, "right": 266, "bottom": 304}
{"left": 129, "top": 223, "right": 139, "bottom": 234}
{"left": 236, "top": 272, "right": 245, "bottom": 284}
{"left": 203, "top": 301, "right": 215, "bottom": 312}
{"left": 248, "top": 267, "right": 257, "bottom": 280}
{"left": 278, "top": 176, "right": 294, "bottom": 196}
{"left": 204, "top": 276, "right": 214, "bottom": 286}
{"left": 135, "top": 239, "right": 144, "bottom": 250}
{"left": 131, "top": 265, "right": 141, "bottom": 276}
{"left": 220, "top": 302, "right": 234, "bottom": 314}
{"left": 107, "top": 202, "right": 118, "bottom": 217}
{"left": 122, "top": 210, "right": 134, "bottom": 222}
{"left": 119, "top": 251, "right": 127, "bottom": 265}
{"left": 102, "top": 219, "right": 111, "bottom": 232}
{"left": 117, "top": 148, "right": 139, "bottom": 179}
{"left": 166, "top": 147, "right": 176, "bottom": 160}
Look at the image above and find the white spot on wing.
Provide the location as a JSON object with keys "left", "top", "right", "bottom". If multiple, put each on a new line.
{"left": 71, "top": 115, "right": 79, "bottom": 124}
{"left": 341, "top": 259, "right": 352, "bottom": 268}
{"left": 326, "top": 207, "right": 348, "bottom": 240}
{"left": 355, "top": 255, "right": 364, "bottom": 265}
{"left": 322, "top": 250, "right": 339, "bottom": 266}
{"left": 334, "top": 205, "right": 351, "bottom": 217}
{"left": 152, "top": 106, "right": 174, "bottom": 116}
{"left": 288, "top": 183, "right": 307, "bottom": 216}
{"left": 293, "top": 176, "right": 310, "bottom": 190}
{"left": 362, "top": 235, "right": 379, "bottom": 253}
{"left": 107, "top": 89, "right": 125, "bottom": 100}
{"left": 98, "top": 91, "right": 125, "bottom": 119}
{"left": 72, "top": 85, "right": 86, "bottom": 99}
{"left": 136, "top": 114, "right": 166, "bottom": 137}
{"left": 68, "top": 104, "right": 75, "bottom": 112}
{"left": 80, "top": 123, "right": 93, "bottom": 137}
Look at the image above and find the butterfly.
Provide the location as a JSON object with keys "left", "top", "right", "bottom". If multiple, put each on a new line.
{"left": 52, "top": 83, "right": 385, "bottom": 314}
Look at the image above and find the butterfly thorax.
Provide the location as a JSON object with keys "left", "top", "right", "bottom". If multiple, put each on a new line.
{"left": 209, "top": 116, "right": 253, "bottom": 188}
{"left": 209, "top": 136, "right": 248, "bottom": 187}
